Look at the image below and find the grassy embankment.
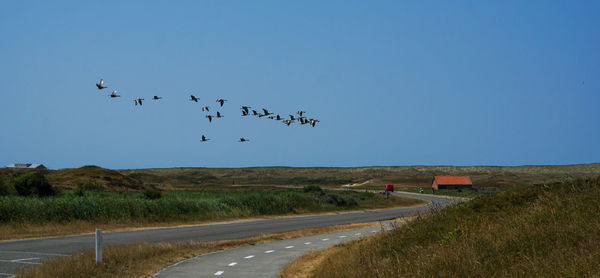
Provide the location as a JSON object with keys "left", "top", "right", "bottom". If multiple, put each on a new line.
{"left": 284, "top": 177, "right": 600, "bottom": 277}
{"left": 0, "top": 186, "right": 421, "bottom": 240}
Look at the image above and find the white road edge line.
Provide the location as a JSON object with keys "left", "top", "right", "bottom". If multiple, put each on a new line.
{"left": 244, "top": 255, "right": 254, "bottom": 259}
{"left": 10, "top": 257, "right": 38, "bottom": 262}
{"left": 285, "top": 246, "right": 294, "bottom": 249}
{"left": 0, "top": 251, "right": 67, "bottom": 257}
{"left": 214, "top": 270, "right": 224, "bottom": 276}
{"left": 0, "top": 259, "right": 41, "bottom": 265}
{"left": 0, "top": 273, "right": 15, "bottom": 278}
{"left": 228, "top": 262, "right": 237, "bottom": 266}
{"left": 265, "top": 250, "right": 275, "bottom": 253}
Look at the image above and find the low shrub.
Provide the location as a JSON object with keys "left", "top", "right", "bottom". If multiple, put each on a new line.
{"left": 143, "top": 189, "right": 162, "bottom": 200}
{"left": 0, "top": 176, "right": 10, "bottom": 196}
{"left": 12, "top": 172, "right": 55, "bottom": 197}
{"left": 303, "top": 185, "right": 323, "bottom": 193}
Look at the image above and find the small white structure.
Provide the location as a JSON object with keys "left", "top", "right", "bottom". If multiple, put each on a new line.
{"left": 6, "top": 163, "right": 47, "bottom": 170}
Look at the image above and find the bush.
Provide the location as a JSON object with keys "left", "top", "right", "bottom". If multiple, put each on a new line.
{"left": 143, "top": 189, "right": 162, "bottom": 200}
{"left": 0, "top": 176, "right": 10, "bottom": 196}
{"left": 12, "top": 172, "right": 55, "bottom": 197}
{"left": 75, "top": 180, "right": 104, "bottom": 196}
{"left": 303, "top": 185, "right": 323, "bottom": 193}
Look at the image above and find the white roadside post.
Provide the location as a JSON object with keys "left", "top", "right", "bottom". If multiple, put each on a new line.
{"left": 95, "top": 229, "right": 102, "bottom": 264}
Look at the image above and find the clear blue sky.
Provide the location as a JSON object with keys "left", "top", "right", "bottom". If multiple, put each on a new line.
{"left": 1, "top": 1, "right": 598, "bottom": 169}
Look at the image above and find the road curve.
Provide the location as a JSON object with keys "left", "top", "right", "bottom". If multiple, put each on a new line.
{"left": 0, "top": 192, "right": 458, "bottom": 276}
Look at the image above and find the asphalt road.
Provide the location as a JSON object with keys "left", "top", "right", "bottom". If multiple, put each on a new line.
{"left": 0, "top": 192, "right": 458, "bottom": 277}
{"left": 154, "top": 225, "right": 397, "bottom": 278}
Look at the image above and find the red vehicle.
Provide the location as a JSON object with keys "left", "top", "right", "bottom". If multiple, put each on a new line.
{"left": 385, "top": 184, "right": 394, "bottom": 192}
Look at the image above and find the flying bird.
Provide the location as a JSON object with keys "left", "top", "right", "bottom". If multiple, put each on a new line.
{"left": 283, "top": 120, "right": 292, "bottom": 126}
{"left": 297, "top": 110, "right": 306, "bottom": 116}
{"left": 238, "top": 137, "right": 249, "bottom": 142}
{"left": 202, "top": 106, "right": 210, "bottom": 112}
{"left": 109, "top": 90, "right": 120, "bottom": 98}
{"left": 241, "top": 110, "right": 249, "bottom": 116}
{"left": 216, "top": 111, "right": 223, "bottom": 118}
{"left": 275, "top": 115, "right": 282, "bottom": 121}
{"left": 289, "top": 115, "right": 296, "bottom": 121}
{"left": 252, "top": 110, "right": 259, "bottom": 116}
{"left": 152, "top": 96, "right": 162, "bottom": 100}
{"left": 241, "top": 106, "right": 251, "bottom": 111}
{"left": 205, "top": 115, "right": 213, "bottom": 122}
{"left": 134, "top": 98, "right": 144, "bottom": 106}
{"left": 200, "top": 135, "right": 210, "bottom": 142}
{"left": 262, "top": 109, "right": 272, "bottom": 116}
{"left": 309, "top": 119, "right": 320, "bottom": 127}
{"left": 216, "top": 99, "right": 227, "bottom": 107}
{"left": 96, "top": 79, "right": 107, "bottom": 90}
{"left": 190, "top": 95, "right": 199, "bottom": 102}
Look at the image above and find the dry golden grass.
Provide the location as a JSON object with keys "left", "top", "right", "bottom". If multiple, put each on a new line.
{"left": 17, "top": 222, "right": 378, "bottom": 278}
{"left": 279, "top": 246, "right": 345, "bottom": 278}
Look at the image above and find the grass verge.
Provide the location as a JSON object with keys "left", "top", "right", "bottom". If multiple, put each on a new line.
{"left": 17, "top": 222, "right": 377, "bottom": 278}
{"left": 291, "top": 177, "right": 600, "bottom": 277}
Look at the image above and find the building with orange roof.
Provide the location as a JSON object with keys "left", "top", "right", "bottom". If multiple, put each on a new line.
{"left": 431, "top": 176, "right": 472, "bottom": 190}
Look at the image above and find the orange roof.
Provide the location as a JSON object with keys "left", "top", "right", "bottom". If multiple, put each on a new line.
{"left": 435, "top": 176, "right": 472, "bottom": 185}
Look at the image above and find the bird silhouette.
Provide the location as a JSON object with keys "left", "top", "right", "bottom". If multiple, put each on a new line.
{"left": 275, "top": 115, "right": 282, "bottom": 121}
{"left": 310, "top": 119, "right": 320, "bottom": 127}
{"left": 283, "top": 120, "right": 292, "bottom": 126}
{"left": 96, "top": 79, "right": 107, "bottom": 90}
{"left": 252, "top": 110, "right": 259, "bottom": 116}
{"left": 134, "top": 98, "right": 144, "bottom": 106}
{"left": 216, "top": 111, "right": 223, "bottom": 118}
{"left": 262, "top": 109, "right": 272, "bottom": 116}
{"left": 201, "top": 135, "right": 210, "bottom": 142}
{"left": 206, "top": 115, "right": 213, "bottom": 122}
{"left": 109, "top": 90, "right": 120, "bottom": 98}
{"left": 241, "top": 110, "right": 249, "bottom": 116}
{"left": 297, "top": 110, "right": 306, "bottom": 116}
{"left": 190, "top": 95, "right": 199, "bottom": 102}
{"left": 152, "top": 96, "right": 162, "bottom": 100}
{"left": 202, "top": 106, "right": 210, "bottom": 112}
{"left": 216, "top": 99, "right": 227, "bottom": 107}
{"left": 289, "top": 115, "right": 296, "bottom": 121}
{"left": 238, "top": 137, "right": 249, "bottom": 142}
{"left": 241, "top": 106, "right": 251, "bottom": 112}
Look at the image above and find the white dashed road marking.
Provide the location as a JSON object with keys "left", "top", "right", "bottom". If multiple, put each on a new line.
{"left": 285, "top": 246, "right": 294, "bottom": 249}
{"left": 228, "top": 262, "right": 237, "bottom": 266}
{"left": 244, "top": 255, "right": 254, "bottom": 259}
{"left": 0, "top": 273, "right": 15, "bottom": 277}
{"left": 214, "top": 270, "right": 224, "bottom": 276}
{"left": 322, "top": 238, "right": 329, "bottom": 241}
{"left": 265, "top": 250, "right": 275, "bottom": 253}
{"left": 371, "top": 230, "right": 377, "bottom": 233}
{"left": 355, "top": 232, "right": 361, "bottom": 236}
{"left": 304, "top": 242, "right": 311, "bottom": 245}
{"left": 339, "top": 235, "right": 347, "bottom": 238}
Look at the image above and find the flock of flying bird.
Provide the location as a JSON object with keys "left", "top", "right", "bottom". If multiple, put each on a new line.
{"left": 95, "top": 79, "right": 320, "bottom": 143}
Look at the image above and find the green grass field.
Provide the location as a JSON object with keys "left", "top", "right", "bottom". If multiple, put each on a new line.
{"left": 307, "top": 177, "right": 600, "bottom": 277}
{"left": 0, "top": 187, "right": 421, "bottom": 224}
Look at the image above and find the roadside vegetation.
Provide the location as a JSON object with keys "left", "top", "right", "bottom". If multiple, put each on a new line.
{"left": 291, "top": 177, "right": 600, "bottom": 277}
{"left": 0, "top": 171, "right": 422, "bottom": 240}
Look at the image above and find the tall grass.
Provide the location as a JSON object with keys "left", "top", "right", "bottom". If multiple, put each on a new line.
{"left": 308, "top": 177, "right": 600, "bottom": 277}
{"left": 0, "top": 189, "right": 414, "bottom": 224}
